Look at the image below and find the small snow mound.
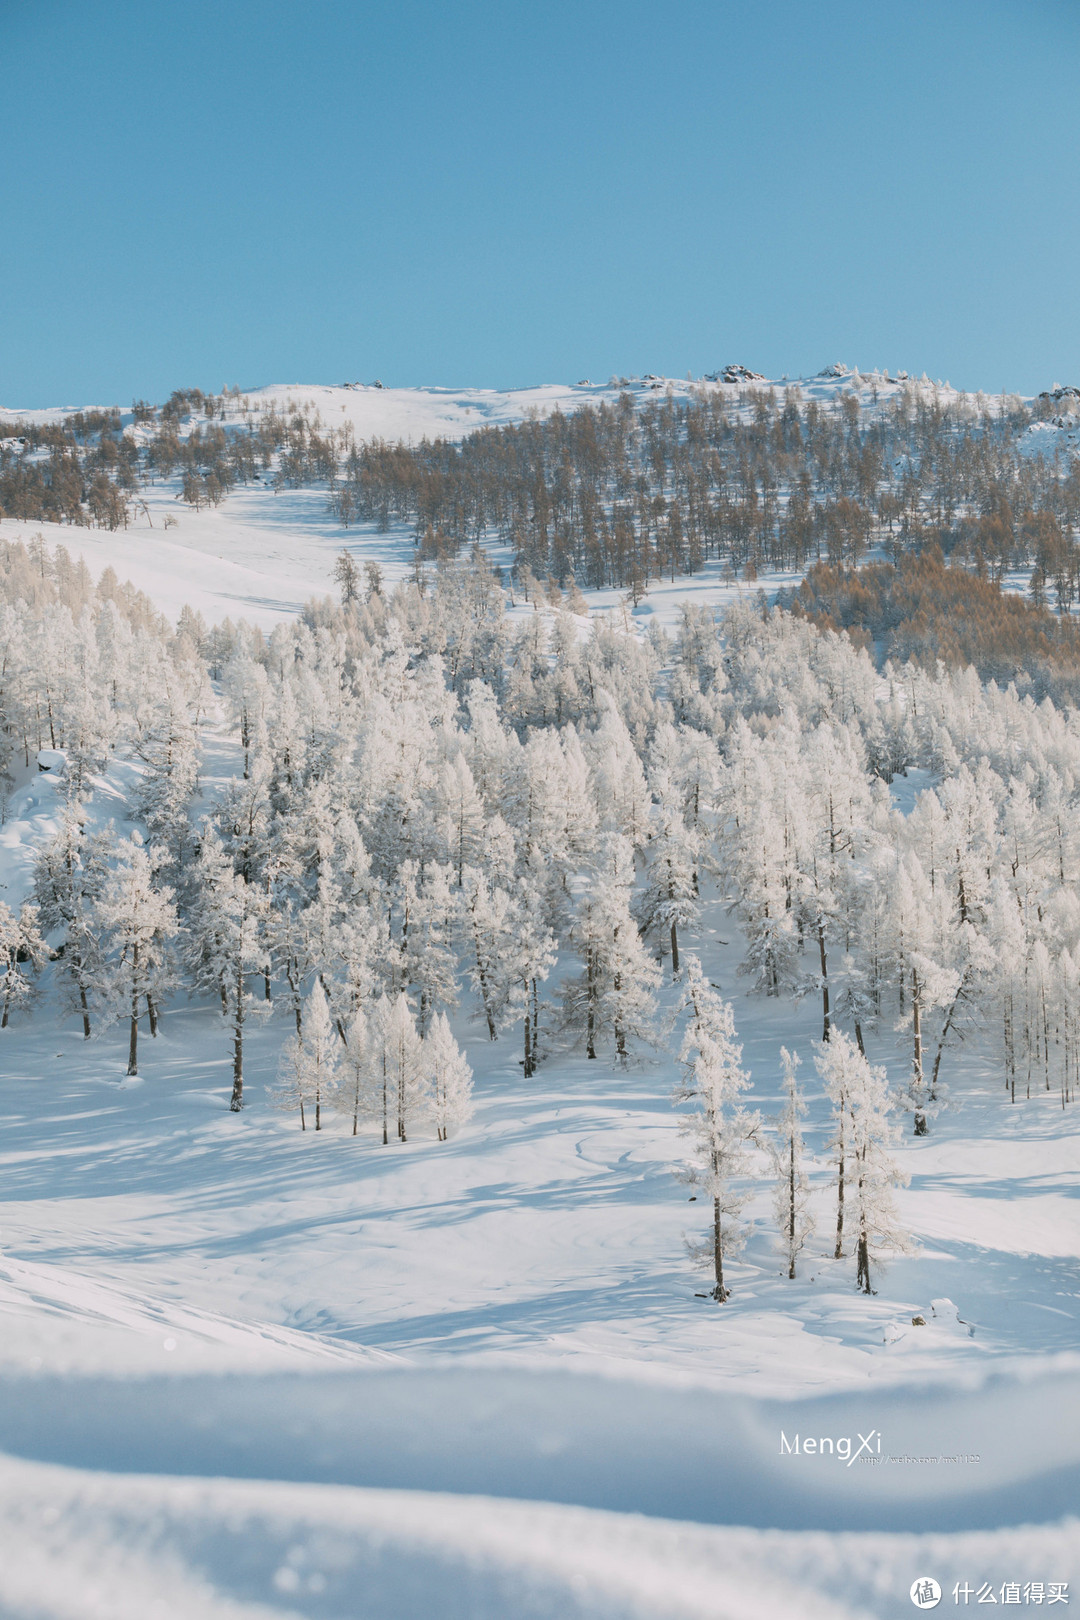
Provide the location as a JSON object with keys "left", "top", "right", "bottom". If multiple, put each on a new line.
{"left": 819, "top": 362, "right": 850, "bottom": 378}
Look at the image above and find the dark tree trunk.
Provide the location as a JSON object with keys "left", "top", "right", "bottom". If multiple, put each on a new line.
{"left": 127, "top": 943, "right": 139, "bottom": 1075}
{"left": 856, "top": 1231, "right": 872, "bottom": 1293}
{"left": 818, "top": 924, "right": 830, "bottom": 1042}
{"left": 912, "top": 967, "right": 927, "bottom": 1134}
{"left": 787, "top": 1137, "right": 797, "bottom": 1279}
{"left": 711, "top": 1195, "right": 729, "bottom": 1301}
{"left": 230, "top": 962, "right": 244, "bottom": 1111}
{"left": 834, "top": 1118, "right": 845, "bottom": 1259}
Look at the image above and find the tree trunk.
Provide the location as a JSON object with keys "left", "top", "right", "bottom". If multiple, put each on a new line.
{"left": 127, "top": 943, "right": 139, "bottom": 1075}
{"left": 711, "top": 1195, "right": 729, "bottom": 1302}
{"left": 818, "top": 924, "right": 830, "bottom": 1042}
{"left": 472, "top": 925, "right": 497, "bottom": 1040}
{"left": 912, "top": 967, "right": 927, "bottom": 1135}
{"left": 230, "top": 962, "right": 244, "bottom": 1111}
{"left": 833, "top": 1116, "right": 845, "bottom": 1258}
{"left": 147, "top": 994, "right": 158, "bottom": 1038}
{"left": 382, "top": 1062, "right": 388, "bottom": 1145}
{"left": 80, "top": 982, "right": 91, "bottom": 1040}
{"left": 523, "top": 993, "right": 533, "bottom": 1077}
{"left": 856, "top": 1229, "right": 872, "bottom": 1294}
{"left": 788, "top": 1135, "right": 797, "bottom": 1279}
{"left": 586, "top": 949, "right": 597, "bottom": 1059}
{"left": 670, "top": 919, "right": 680, "bottom": 976}
{"left": 930, "top": 974, "right": 966, "bottom": 1101}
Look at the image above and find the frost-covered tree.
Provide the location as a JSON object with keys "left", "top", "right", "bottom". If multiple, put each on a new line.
{"left": 424, "top": 1012, "right": 474, "bottom": 1140}
{"left": 506, "top": 874, "right": 557, "bottom": 1078}
{"left": 334, "top": 1011, "right": 374, "bottom": 1135}
{"left": 276, "top": 979, "right": 337, "bottom": 1131}
{"left": 461, "top": 866, "right": 515, "bottom": 1041}
{"left": 93, "top": 833, "right": 178, "bottom": 1075}
{"left": 636, "top": 768, "right": 700, "bottom": 975}
{"left": 184, "top": 829, "right": 270, "bottom": 1109}
{"left": 845, "top": 1044, "right": 911, "bottom": 1294}
{"left": 391, "top": 860, "right": 458, "bottom": 1032}
{"left": 673, "top": 956, "right": 760, "bottom": 1302}
{"left": 816, "top": 1031, "right": 910, "bottom": 1291}
{"left": 33, "top": 806, "right": 108, "bottom": 1038}
{"left": 0, "top": 901, "right": 47, "bottom": 1028}
{"left": 771, "top": 1047, "right": 814, "bottom": 1279}
{"left": 566, "top": 833, "right": 659, "bottom": 1063}
{"left": 369, "top": 992, "right": 427, "bottom": 1144}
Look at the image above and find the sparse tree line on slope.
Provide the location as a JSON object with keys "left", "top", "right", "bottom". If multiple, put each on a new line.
{"left": 3, "top": 555, "right": 1079, "bottom": 1286}
{"left": 6, "top": 375, "right": 1080, "bottom": 607}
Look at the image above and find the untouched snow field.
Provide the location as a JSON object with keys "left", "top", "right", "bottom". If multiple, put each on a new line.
{"left": 1, "top": 372, "right": 1078, "bottom": 1617}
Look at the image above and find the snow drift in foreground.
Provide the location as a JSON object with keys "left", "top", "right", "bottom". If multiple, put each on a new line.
{"left": 1, "top": 1453, "right": 1076, "bottom": 1620}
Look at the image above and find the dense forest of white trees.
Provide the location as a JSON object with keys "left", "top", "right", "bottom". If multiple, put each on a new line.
{"left": 3, "top": 535, "right": 1080, "bottom": 1296}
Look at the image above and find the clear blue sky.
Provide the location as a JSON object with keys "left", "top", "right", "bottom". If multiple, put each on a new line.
{"left": 3, "top": 0, "right": 1079, "bottom": 406}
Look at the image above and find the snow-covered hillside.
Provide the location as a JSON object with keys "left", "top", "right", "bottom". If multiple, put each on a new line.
{"left": 0, "top": 364, "right": 1027, "bottom": 631}
{"left": 2, "top": 369, "right": 1079, "bottom": 1619}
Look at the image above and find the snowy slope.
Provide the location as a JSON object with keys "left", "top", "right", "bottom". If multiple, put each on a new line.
{"left": 0, "top": 365, "right": 981, "bottom": 631}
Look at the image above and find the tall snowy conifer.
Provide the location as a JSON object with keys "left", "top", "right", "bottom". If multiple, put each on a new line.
{"left": 33, "top": 807, "right": 108, "bottom": 1038}
{"left": 93, "top": 834, "right": 178, "bottom": 1076}
{"left": 815, "top": 1031, "right": 910, "bottom": 1291}
{"left": 277, "top": 980, "right": 337, "bottom": 1131}
{"left": 0, "top": 901, "right": 47, "bottom": 1028}
{"left": 771, "top": 1048, "right": 814, "bottom": 1279}
{"left": 673, "top": 956, "right": 760, "bottom": 1301}
{"left": 424, "top": 1012, "right": 474, "bottom": 1140}
{"left": 185, "top": 829, "right": 270, "bottom": 1110}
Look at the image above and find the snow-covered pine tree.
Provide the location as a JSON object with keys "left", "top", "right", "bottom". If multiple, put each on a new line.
{"left": 276, "top": 979, "right": 337, "bottom": 1131}
{"left": 506, "top": 874, "right": 557, "bottom": 1077}
{"left": 815, "top": 1031, "right": 910, "bottom": 1291}
{"left": 0, "top": 901, "right": 47, "bottom": 1028}
{"left": 461, "top": 866, "right": 515, "bottom": 1040}
{"left": 92, "top": 833, "right": 178, "bottom": 1075}
{"left": 424, "top": 1012, "right": 474, "bottom": 1140}
{"left": 369, "top": 992, "right": 427, "bottom": 1143}
{"left": 334, "top": 1011, "right": 374, "bottom": 1136}
{"left": 673, "top": 955, "right": 760, "bottom": 1302}
{"left": 844, "top": 1042, "right": 911, "bottom": 1294}
{"left": 184, "top": 829, "right": 270, "bottom": 1110}
{"left": 636, "top": 767, "right": 700, "bottom": 976}
{"left": 32, "top": 806, "right": 109, "bottom": 1038}
{"left": 134, "top": 684, "right": 200, "bottom": 880}
{"left": 816, "top": 1027, "right": 858, "bottom": 1260}
{"left": 771, "top": 1047, "right": 814, "bottom": 1279}
{"left": 886, "top": 848, "right": 960, "bottom": 1134}
{"left": 391, "top": 860, "right": 458, "bottom": 1033}
{"left": 566, "top": 833, "right": 659, "bottom": 1063}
